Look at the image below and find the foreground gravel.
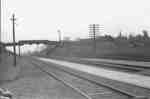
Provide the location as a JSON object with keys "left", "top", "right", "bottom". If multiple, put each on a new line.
{"left": 0, "top": 58, "right": 86, "bottom": 99}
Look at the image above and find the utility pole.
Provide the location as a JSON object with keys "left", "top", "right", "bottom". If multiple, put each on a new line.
{"left": 0, "top": 0, "right": 1, "bottom": 42}
{"left": 10, "top": 13, "right": 17, "bottom": 66}
{"left": 89, "top": 24, "right": 99, "bottom": 56}
{"left": 0, "top": 0, "right": 2, "bottom": 59}
{"left": 89, "top": 24, "right": 104, "bottom": 57}
{"left": 57, "top": 30, "right": 62, "bottom": 42}
{"left": 18, "top": 45, "right": 21, "bottom": 56}
{"left": 57, "top": 29, "right": 62, "bottom": 47}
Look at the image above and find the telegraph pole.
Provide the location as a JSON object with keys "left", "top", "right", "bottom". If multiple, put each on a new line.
{"left": 0, "top": 0, "right": 2, "bottom": 58}
{"left": 57, "top": 30, "right": 61, "bottom": 42}
{"left": 18, "top": 45, "right": 21, "bottom": 56}
{"left": 89, "top": 24, "right": 99, "bottom": 56}
{"left": 10, "top": 13, "right": 17, "bottom": 66}
{"left": 0, "top": 0, "right": 1, "bottom": 42}
{"left": 89, "top": 24, "right": 104, "bottom": 57}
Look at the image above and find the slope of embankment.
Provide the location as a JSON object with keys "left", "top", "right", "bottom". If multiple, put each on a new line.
{"left": 39, "top": 38, "right": 150, "bottom": 61}
{"left": 0, "top": 49, "right": 20, "bottom": 83}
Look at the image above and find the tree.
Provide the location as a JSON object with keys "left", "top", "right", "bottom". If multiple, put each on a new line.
{"left": 142, "top": 30, "right": 149, "bottom": 39}
{"left": 104, "top": 35, "right": 114, "bottom": 41}
{"left": 63, "top": 37, "right": 71, "bottom": 41}
{"left": 129, "top": 34, "right": 134, "bottom": 40}
{"left": 117, "top": 31, "right": 122, "bottom": 38}
{"left": 75, "top": 37, "right": 81, "bottom": 41}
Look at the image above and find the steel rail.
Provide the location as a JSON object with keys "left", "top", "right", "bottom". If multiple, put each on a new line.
{"left": 84, "top": 61, "right": 146, "bottom": 71}
{"left": 56, "top": 57, "right": 150, "bottom": 72}
{"left": 31, "top": 61, "right": 92, "bottom": 99}
{"left": 96, "top": 56, "right": 150, "bottom": 62}
{"left": 49, "top": 57, "right": 150, "bottom": 72}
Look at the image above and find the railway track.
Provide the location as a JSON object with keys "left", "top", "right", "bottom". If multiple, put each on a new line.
{"left": 100, "top": 57, "right": 150, "bottom": 62}
{"left": 52, "top": 57, "right": 150, "bottom": 74}
{"left": 79, "top": 58, "right": 150, "bottom": 75}
{"left": 31, "top": 59, "right": 148, "bottom": 99}
{"left": 81, "top": 60, "right": 149, "bottom": 73}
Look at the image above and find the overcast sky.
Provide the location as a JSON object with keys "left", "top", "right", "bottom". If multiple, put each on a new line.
{"left": 2, "top": 0, "right": 150, "bottom": 42}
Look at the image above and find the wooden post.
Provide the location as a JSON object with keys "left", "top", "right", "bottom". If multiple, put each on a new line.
{"left": 18, "top": 45, "right": 21, "bottom": 56}
{"left": 10, "top": 14, "right": 17, "bottom": 66}
{"left": 0, "top": 0, "right": 1, "bottom": 42}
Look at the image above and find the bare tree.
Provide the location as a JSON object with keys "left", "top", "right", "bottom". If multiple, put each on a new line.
{"left": 142, "top": 29, "right": 149, "bottom": 39}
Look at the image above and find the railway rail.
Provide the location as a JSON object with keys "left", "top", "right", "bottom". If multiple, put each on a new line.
{"left": 80, "top": 60, "right": 149, "bottom": 73}
{"left": 80, "top": 58, "right": 150, "bottom": 75}
{"left": 98, "top": 56, "right": 150, "bottom": 62}
{"left": 31, "top": 59, "right": 148, "bottom": 99}
{"left": 51, "top": 57, "right": 150, "bottom": 75}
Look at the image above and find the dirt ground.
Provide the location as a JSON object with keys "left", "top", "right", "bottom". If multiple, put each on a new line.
{"left": 0, "top": 57, "right": 86, "bottom": 99}
{"left": 0, "top": 52, "right": 20, "bottom": 82}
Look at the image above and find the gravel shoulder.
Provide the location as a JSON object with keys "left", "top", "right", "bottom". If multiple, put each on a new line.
{"left": 0, "top": 52, "right": 20, "bottom": 82}
{"left": 0, "top": 57, "right": 86, "bottom": 99}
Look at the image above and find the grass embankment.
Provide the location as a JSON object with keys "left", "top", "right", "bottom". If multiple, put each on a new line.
{"left": 39, "top": 39, "right": 150, "bottom": 61}
{"left": 0, "top": 50, "right": 20, "bottom": 83}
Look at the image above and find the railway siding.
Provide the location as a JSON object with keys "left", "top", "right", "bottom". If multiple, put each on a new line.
{"left": 37, "top": 57, "right": 150, "bottom": 89}
{"left": 31, "top": 59, "right": 130, "bottom": 99}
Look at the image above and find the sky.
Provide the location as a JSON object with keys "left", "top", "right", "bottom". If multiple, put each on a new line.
{"left": 2, "top": 0, "right": 150, "bottom": 52}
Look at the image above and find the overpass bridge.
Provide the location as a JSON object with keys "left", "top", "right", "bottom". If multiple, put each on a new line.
{"left": 0, "top": 40, "right": 62, "bottom": 56}
{"left": 1, "top": 40, "right": 60, "bottom": 47}
{"left": 0, "top": 40, "right": 61, "bottom": 66}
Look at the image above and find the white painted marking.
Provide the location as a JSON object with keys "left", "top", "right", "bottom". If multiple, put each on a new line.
{"left": 37, "top": 57, "right": 150, "bottom": 89}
